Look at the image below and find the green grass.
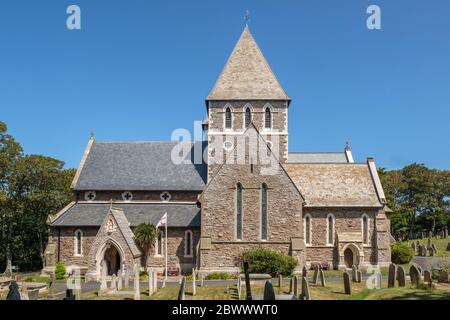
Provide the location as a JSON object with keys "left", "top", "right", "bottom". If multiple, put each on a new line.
{"left": 401, "top": 237, "right": 450, "bottom": 257}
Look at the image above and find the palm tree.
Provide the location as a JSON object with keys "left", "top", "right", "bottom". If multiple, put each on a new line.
{"left": 133, "top": 223, "right": 159, "bottom": 269}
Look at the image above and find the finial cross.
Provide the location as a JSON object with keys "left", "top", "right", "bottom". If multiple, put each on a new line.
{"left": 244, "top": 10, "right": 251, "bottom": 25}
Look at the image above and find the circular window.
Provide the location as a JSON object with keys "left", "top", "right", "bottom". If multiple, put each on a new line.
{"left": 160, "top": 191, "right": 171, "bottom": 202}
{"left": 84, "top": 191, "right": 96, "bottom": 202}
{"left": 223, "top": 141, "right": 233, "bottom": 151}
{"left": 122, "top": 191, "right": 133, "bottom": 201}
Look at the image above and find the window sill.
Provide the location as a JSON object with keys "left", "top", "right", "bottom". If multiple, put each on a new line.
{"left": 74, "top": 254, "right": 83, "bottom": 257}
{"left": 184, "top": 255, "right": 194, "bottom": 258}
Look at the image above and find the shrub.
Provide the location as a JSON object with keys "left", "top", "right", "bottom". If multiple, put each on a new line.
{"left": 205, "top": 272, "right": 231, "bottom": 280}
{"left": 55, "top": 262, "right": 67, "bottom": 280}
{"left": 391, "top": 242, "right": 414, "bottom": 264}
{"left": 242, "top": 248, "right": 297, "bottom": 277}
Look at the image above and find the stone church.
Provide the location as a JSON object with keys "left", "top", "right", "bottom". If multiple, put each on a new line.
{"left": 45, "top": 26, "right": 392, "bottom": 279}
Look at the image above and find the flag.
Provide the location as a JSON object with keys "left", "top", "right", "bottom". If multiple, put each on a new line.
{"left": 156, "top": 212, "right": 167, "bottom": 228}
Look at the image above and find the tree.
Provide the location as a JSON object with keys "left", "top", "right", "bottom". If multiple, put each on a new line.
{"left": 133, "top": 223, "right": 159, "bottom": 269}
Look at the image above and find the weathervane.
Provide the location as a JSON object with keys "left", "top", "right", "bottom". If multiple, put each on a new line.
{"left": 244, "top": 10, "right": 251, "bottom": 26}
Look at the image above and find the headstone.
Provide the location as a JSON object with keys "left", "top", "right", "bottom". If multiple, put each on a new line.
{"left": 301, "top": 276, "right": 311, "bottom": 300}
{"left": 63, "top": 289, "right": 75, "bottom": 300}
{"left": 388, "top": 263, "right": 397, "bottom": 288}
{"left": 100, "top": 269, "right": 107, "bottom": 291}
{"left": 27, "top": 289, "right": 39, "bottom": 300}
{"left": 438, "top": 270, "right": 449, "bottom": 283}
{"left": 177, "top": 277, "right": 186, "bottom": 300}
{"left": 351, "top": 265, "right": 357, "bottom": 282}
{"left": 192, "top": 268, "right": 196, "bottom": 296}
{"left": 302, "top": 266, "right": 308, "bottom": 278}
{"left": 117, "top": 271, "right": 123, "bottom": 290}
{"left": 110, "top": 274, "right": 117, "bottom": 290}
{"left": 289, "top": 277, "right": 293, "bottom": 294}
{"left": 319, "top": 268, "right": 326, "bottom": 287}
{"left": 423, "top": 270, "right": 432, "bottom": 284}
{"left": 411, "top": 242, "right": 416, "bottom": 253}
{"left": 293, "top": 275, "right": 299, "bottom": 297}
{"left": 263, "top": 281, "right": 275, "bottom": 300}
{"left": 134, "top": 265, "right": 140, "bottom": 300}
{"left": 312, "top": 264, "right": 320, "bottom": 284}
{"left": 428, "top": 230, "right": 433, "bottom": 239}
{"left": 153, "top": 271, "right": 158, "bottom": 293}
{"left": 375, "top": 273, "right": 382, "bottom": 289}
{"left": 6, "top": 281, "right": 21, "bottom": 300}
{"left": 243, "top": 261, "right": 252, "bottom": 300}
{"left": 396, "top": 266, "right": 406, "bottom": 287}
{"left": 278, "top": 274, "right": 282, "bottom": 288}
{"left": 427, "top": 237, "right": 432, "bottom": 250}
{"left": 409, "top": 265, "right": 421, "bottom": 288}
{"left": 431, "top": 244, "right": 437, "bottom": 255}
{"left": 343, "top": 272, "right": 351, "bottom": 295}
{"left": 445, "top": 228, "right": 448, "bottom": 238}
{"left": 148, "top": 269, "right": 153, "bottom": 296}
{"left": 447, "top": 242, "right": 450, "bottom": 251}
{"left": 124, "top": 268, "right": 130, "bottom": 288}
{"left": 356, "top": 270, "right": 362, "bottom": 283}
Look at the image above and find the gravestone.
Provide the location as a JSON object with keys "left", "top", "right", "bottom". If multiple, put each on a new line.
{"left": 63, "top": 289, "right": 75, "bottom": 300}
{"left": 117, "top": 271, "right": 123, "bottom": 290}
{"left": 445, "top": 228, "right": 448, "bottom": 238}
{"left": 100, "top": 263, "right": 107, "bottom": 291}
{"left": 423, "top": 270, "right": 432, "bottom": 284}
{"left": 293, "top": 276, "right": 299, "bottom": 297}
{"left": 431, "top": 244, "right": 437, "bottom": 255}
{"left": 124, "top": 268, "right": 130, "bottom": 288}
{"left": 153, "top": 271, "right": 158, "bottom": 293}
{"left": 427, "top": 237, "right": 432, "bottom": 249}
{"left": 289, "top": 277, "right": 293, "bottom": 294}
{"left": 243, "top": 261, "right": 252, "bottom": 300}
{"left": 148, "top": 268, "right": 154, "bottom": 296}
{"left": 312, "top": 264, "right": 321, "bottom": 284}
{"left": 6, "top": 281, "right": 21, "bottom": 300}
{"left": 178, "top": 277, "right": 186, "bottom": 300}
{"left": 263, "top": 281, "right": 275, "bottom": 300}
{"left": 278, "top": 274, "right": 282, "bottom": 288}
{"left": 301, "top": 276, "right": 311, "bottom": 300}
{"left": 319, "top": 268, "right": 326, "bottom": 287}
{"left": 438, "top": 270, "right": 449, "bottom": 283}
{"left": 396, "top": 266, "right": 406, "bottom": 287}
{"left": 411, "top": 242, "right": 416, "bottom": 254}
{"left": 447, "top": 242, "right": 450, "bottom": 251}
{"left": 351, "top": 265, "right": 357, "bottom": 282}
{"left": 27, "top": 289, "right": 39, "bottom": 300}
{"left": 302, "top": 266, "right": 308, "bottom": 278}
{"left": 388, "top": 263, "right": 397, "bottom": 288}
{"left": 428, "top": 247, "right": 434, "bottom": 256}
{"left": 343, "top": 272, "right": 351, "bottom": 295}
{"left": 409, "top": 265, "right": 421, "bottom": 288}
{"left": 110, "top": 274, "right": 117, "bottom": 290}
{"left": 429, "top": 230, "right": 433, "bottom": 238}
{"left": 356, "top": 270, "right": 362, "bottom": 283}
{"left": 192, "top": 268, "right": 196, "bottom": 296}
{"left": 134, "top": 265, "right": 140, "bottom": 300}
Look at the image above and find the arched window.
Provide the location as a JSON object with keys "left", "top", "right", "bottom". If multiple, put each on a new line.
{"left": 362, "top": 214, "right": 369, "bottom": 244}
{"left": 225, "top": 107, "right": 232, "bottom": 129}
{"left": 261, "top": 183, "right": 268, "bottom": 240}
{"left": 264, "top": 107, "right": 272, "bottom": 129}
{"left": 304, "top": 214, "right": 311, "bottom": 246}
{"left": 245, "top": 107, "right": 252, "bottom": 128}
{"left": 326, "top": 214, "right": 335, "bottom": 245}
{"left": 74, "top": 230, "right": 82, "bottom": 256}
{"left": 156, "top": 231, "right": 163, "bottom": 256}
{"left": 236, "top": 183, "right": 243, "bottom": 240}
{"left": 184, "top": 230, "right": 193, "bottom": 257}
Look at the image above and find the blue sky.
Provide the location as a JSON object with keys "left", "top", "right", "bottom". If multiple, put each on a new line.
{"left": 0, "top": 0, "right": 449, "bottom": 170}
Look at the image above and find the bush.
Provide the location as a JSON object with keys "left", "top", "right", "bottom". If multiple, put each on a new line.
{"left": 391, "top": 242, "right": 414, "bottom": 264}
{"left": 242, "top": 248, "right": 297, "bottom": 277}
{"left": 55, "top": 262, "right": 67, "bottom": 280}
{"left": 205, "top": 272, "right": 231, "bottom": 280}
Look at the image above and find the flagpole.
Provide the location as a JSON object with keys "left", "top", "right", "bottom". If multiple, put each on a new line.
{"left": 164, "top": 212, "right": 168, "bottom": 282}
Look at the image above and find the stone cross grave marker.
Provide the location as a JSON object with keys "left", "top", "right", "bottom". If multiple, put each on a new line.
{"left": 343, "top": 272, "right": 351, "bottom": 295}
{"left": 178, "top": 277, "right": 186, "bottom": 300}
{"left": 396, "top": 266, "right": 406, "bottom": 287}
{"left": 6, "top": 281, "right": 21, "bottom": 300}
{"left": 263, "top": 281, "right": 276, "bottom": 300}
{"left": 409, "top": 265, "right": 421, "bottom": 288}
{"left": 301, "top": 276, "right": 311, "bottom": 300}
{"left": 134, "top": 265, "right": 140, "bottom": 300}
{"left": 192, "top": 268, "right": 196, "bottom": 296}
{"left": 293, "top": 275, "right": 299, "bottom": 297}
{"left": 388, "top": 263, "right": 397, "bottom": 288}
{"left": 319, "top": 268, "right": 326, "bottom": 287}
{"left": 243, "top": 261, "right": 252, "bottom": 300}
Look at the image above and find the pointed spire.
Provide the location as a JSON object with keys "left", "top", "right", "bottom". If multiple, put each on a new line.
{"left": 207, "top": 26, "right": 290, "bottom": 101}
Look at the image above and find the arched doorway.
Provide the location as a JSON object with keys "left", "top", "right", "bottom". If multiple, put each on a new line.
{"left": 104, "top": 245, "right": 121, "bottom": 276}
{"left": 344, "top": 248, "right": 354, "bottom": 268}
{"left": 96, "top": 240, "right": 124, "bottom": 278}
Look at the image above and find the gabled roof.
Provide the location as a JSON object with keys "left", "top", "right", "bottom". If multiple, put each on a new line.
{"left": 73, "top": 140, "right": 207, "bottom": 191}
{"left": 284, "top": 162, "right": 383, "bottom": 207}
{"left": 288, "top": 152, "right": 349, "bottom": 164}
{"left": 51, "top": 202, "right": 200, "bottom": 227}
{"left": 109, "top": 208, "right": 141, "bottom": 258}
{"left": 207, "top": 26, "right": 290, "bottom": 101}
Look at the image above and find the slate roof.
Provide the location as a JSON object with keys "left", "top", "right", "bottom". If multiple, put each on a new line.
{"left": 288, "top": 152, "right": 349, "bottom": 164}
{"left": 109, "top": 208, "right": 142, "bottom": 257}
{"left": 73, "top": 141, "right": 207, "bottom": 191}
{"left": 51, "top": 203, "right": 200, "bottom": 227}
{"left": 283, "top": 163, "right": 382, "bottom": 207}
{"left": 207, "top": 26, "right": 290, "bottom": 101}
